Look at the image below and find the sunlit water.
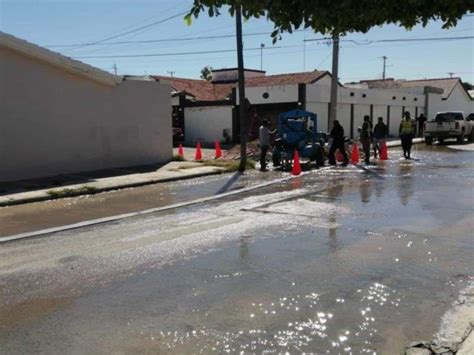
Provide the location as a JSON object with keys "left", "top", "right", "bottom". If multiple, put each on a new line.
{"left": 0, "top": 146, "right": 473, "bottom": 354}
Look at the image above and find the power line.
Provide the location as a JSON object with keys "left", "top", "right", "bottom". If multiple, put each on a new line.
{"left": 72, "top": 35, "right": 474, "bottom": 60}
{"left": 65, "top": 11, "right": 189, "bottom": 52}
{"left": 305, "top": 35, "right": 474, "bottom": 44}
{"left": 72, "top": 44, "right": 302, "bottom": 59}
{"left": 46, "top": 29, "right": 313, "bottom": 48}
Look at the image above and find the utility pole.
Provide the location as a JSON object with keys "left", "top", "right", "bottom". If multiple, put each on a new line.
{"left": 236, "top": 6, "right": 248, "bottom": 172}
{"left": 381, "top": 56, "right": 388, "bottom": 80}
{"left": 329, "top": 32, "right": 340, "bottom": 130}
{"left": 113, "top": 63, "right": 117, "bottom": 75}
{"left": 167, "top": 70, "right": 175, "bottom": 77}
{"left": 448, "top": 72, "right": 455, "bottom": 78}
{"left": 260, "top": 43, "right": 265, "bottom": 71}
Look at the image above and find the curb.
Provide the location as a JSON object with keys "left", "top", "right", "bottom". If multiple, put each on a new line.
{"left": 0, "top": 167, "right": 335, "bottom": 244}
{"left": 0, "top": 170, "right": 225, "bottom": 208}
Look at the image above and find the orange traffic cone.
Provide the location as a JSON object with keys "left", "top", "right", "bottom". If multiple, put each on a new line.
{"left": 380, "top": 141, "right": 389, "bottom": 160}
{"left": 351, "top": 142, "right": 360, "bottom": 164}
{"left": 292, "top": 150, "right": 302, "bottom": 176}
{"left": 215, "top": 140, "right": 222, "bottom": 159}
{"left": 178, "top": 144, "right": 184, "bottom": 158}
{"left": 195, "top": 142, "right": 202, "bottom": 161}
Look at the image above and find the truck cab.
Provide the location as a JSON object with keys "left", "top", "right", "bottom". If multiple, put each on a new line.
{"left": 425, "top": 111, "right": 474, "bottom": 145}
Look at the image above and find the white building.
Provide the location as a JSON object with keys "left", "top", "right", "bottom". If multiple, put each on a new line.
{"left": 155, "top": 69, "right": 430, "bottom": 144}
{"left": 350, "top": 78, "right": 474, "bottom": 119}
{"left": 0, "top": 32, "right": 172, "bottom": 182}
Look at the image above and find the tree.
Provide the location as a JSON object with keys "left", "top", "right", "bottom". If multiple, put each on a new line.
{"left": 186, "top": 1, "right": 472, "bottom": 164}
{"left": 200, "top": 66, "right": 213, "bottom": 81}
{"left": 462, "top": 81, "right": 473, "bottom": 91}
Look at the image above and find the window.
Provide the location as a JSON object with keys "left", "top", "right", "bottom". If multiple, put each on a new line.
{"left": 392, "top": 96, "right": 396, "bottom": 100}
{"left": 414, "top": 98, "right": 418, "bottom": 102}
{"left": 262, "top": 92, "right": 270, "bottom": 99}
{"left": 362, "top": 93, "right": 367, "bottom": 98}
{"left": 402, "top": 97, "right": 406, "bottom": 101}
{"left": 350, "top": 92, "right": 355, "bottom": 97}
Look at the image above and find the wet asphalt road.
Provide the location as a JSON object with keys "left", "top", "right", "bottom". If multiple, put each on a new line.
{"left": 0, "top": 145, "right": 473, "bottom": 354}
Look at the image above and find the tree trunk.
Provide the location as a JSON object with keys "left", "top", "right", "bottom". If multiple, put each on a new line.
{"left": 236, "top": 6, "right": 248, "bottom": 172}
{"left": 329, "top": 32, "right": 340, "bottom": 130}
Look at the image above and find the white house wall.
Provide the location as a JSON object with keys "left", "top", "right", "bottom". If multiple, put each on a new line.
{"left": 244, "top": 84, "right": 299, "bottom": 105}
{"left": 306, "top": 83, "right": 426, "bottom": 136}
{"left": 0, "top": 46, "right": 172, "bottom": 182}
{"left": 184, "top": 106, "right": 233, "bottom": 144}
{"left": 427, "top": 83, "right": 473, "bottom": 119}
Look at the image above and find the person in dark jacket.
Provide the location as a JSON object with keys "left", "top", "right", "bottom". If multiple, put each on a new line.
{"left": 361, "top": 115, "right": 373, "bottom": 164}
{"left": 416, "top": 113, "right": 427, "bottom": 137}
{"left": 373, "top": 117, "right": 389, "bottom": 158}
{"left": 328, "top": 120, "right": 348, "bottom": 166}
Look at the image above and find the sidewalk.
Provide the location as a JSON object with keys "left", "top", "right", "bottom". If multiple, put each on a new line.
{"left": 0, "top": 162, "right": 226, "bottom": 207}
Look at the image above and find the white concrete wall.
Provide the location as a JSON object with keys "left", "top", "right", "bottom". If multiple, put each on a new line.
{"left": 184, "top": 106, "right": 233, "bottom": 144}
{"left": 427, "top": 84, "right": 474, "bottom": 120}
{"left": 0, "top": 46, "right": 172, "bottom": 182}
{"left": 243, "top": 84, "right": 299, "bottom": 105}
{"left": 306, "top": 83, "right": 426, "bottom": 136}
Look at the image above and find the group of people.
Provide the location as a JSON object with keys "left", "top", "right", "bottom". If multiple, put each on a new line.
{"left": 329, "top": 115, "right": 390, "bottom": 166}
{"left": 259, "top": 111, "right": 420, "bottom": 171}
{"left": 328, "top": 111, "right": 420, "bottom": 164}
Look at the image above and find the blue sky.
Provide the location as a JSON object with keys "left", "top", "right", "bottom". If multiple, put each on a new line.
{"left": 1, "top": 0, "right": 473, "bottom": 83}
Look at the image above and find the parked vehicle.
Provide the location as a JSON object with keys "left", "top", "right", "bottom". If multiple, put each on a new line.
{"left": 425, "top": 111, "right": 474, "bottom": 145}
{"left": 272, "top": 109, "right": 326, "bottom": 170}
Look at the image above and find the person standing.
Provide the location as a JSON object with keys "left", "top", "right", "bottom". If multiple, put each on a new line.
{"left": 259, "top": 119, "right": 271, "bottom": 171}
{"left": 328, "top": 120, "right": 349, "bottom": 166}
{"left": 373, "top": 117, "right": 388, "bottom": 158}
{"left": 399, "top": 112, "right": 415, "bottom": 159}
{"left": 361, "top": 115, "right": 373, "bottom": 164}
{"left": 417, "top": 113, "right": 427, "bottom": 138}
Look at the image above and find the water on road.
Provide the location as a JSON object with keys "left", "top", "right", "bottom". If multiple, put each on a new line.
{"left": 0, "top": 145, "right": 473, "bottom": 354}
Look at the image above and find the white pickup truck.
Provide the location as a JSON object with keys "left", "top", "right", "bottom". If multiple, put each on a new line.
{"left": 425, "top": 111, "right": 474, "bottom": 145}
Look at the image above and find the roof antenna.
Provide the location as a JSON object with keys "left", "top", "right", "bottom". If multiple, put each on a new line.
{"left": 167, "top": 70, "right": 176, "bottom": 78}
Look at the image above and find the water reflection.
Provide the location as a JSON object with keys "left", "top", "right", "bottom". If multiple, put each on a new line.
{"left": 239, "top": 235, "right": 251, "bottom": 260}
{"left": 398, "top": 163, "right": 414, "bottom": 205}
{"left": 359, "top": 180, "right": 372, "bottom": 204}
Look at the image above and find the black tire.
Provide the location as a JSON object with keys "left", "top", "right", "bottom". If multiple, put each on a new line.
{"left": 315, "top": 146, "right": 325, "bottom": 167}
{"left": 272, "top": 148, "right": 281, "bottom": 167}
{"left": 469, "top": 130, "right": 474, "bottom": 143}
{"left": 425, "top": 137, "right": 433, "bottom": 145}
{"left": 457, "top": 131, "right": 465, "bottom": 145}
{"left": 438, "top": 138, "right": 444, "bottom": 144}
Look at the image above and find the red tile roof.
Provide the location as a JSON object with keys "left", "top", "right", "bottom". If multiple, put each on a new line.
{"left": 361, "top": 78, "right": 462, "bottom": 99}
{"left": 246, "top": 71, "right": 329, "bottom": 87}
{"left": 153, "top": 71, "right": 329, "bottom": 102}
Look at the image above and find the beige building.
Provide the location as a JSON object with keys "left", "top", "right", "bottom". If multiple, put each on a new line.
{"left": 0, "top": 32, "right": 172, "bottom": 183}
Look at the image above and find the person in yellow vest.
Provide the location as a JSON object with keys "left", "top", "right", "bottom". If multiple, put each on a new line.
{"left": 399, "top": 112, "right": 415, "bottom": 159}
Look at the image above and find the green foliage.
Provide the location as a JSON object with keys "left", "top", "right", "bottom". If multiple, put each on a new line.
{"left": 200, "top": 66, "right": 214, "bottom": 81}
{"left": 172, "top": 154, "right": 186, "bottom": 161}
{"left": 202, "top": 159, "right": 256, "bottom": 172}
{"left": 47, "top": 186, "right": 98, "bottom": 199}
{"left": 188, "top": 1, "right": 473, "bottom": 41}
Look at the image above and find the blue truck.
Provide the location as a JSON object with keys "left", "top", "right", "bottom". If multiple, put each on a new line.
{"left": 271, "top": 109, "right": 327, "bottom": 170}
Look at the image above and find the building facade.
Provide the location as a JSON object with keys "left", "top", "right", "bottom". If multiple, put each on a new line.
{"left": 0, "top": 32, "right": 172, "bottom": 182}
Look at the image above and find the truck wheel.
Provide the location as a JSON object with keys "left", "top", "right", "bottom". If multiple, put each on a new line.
{"left": 315, "top": 146, "right": 325, "bottom": 167}
{"left": 425, "top": 137, "right": 433, "bottom": 145}
{"left": 457, "top": 131, "right": 465, "bottom": 144}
